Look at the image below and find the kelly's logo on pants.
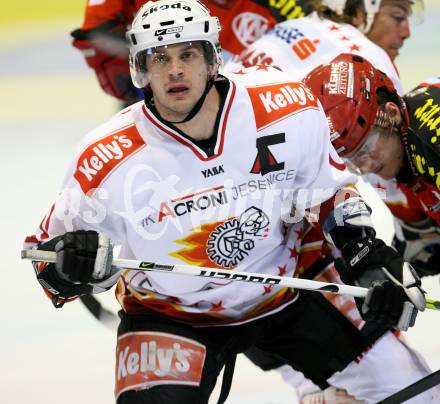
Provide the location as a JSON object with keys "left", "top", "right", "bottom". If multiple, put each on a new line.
{"left": 115, "top": 331, "right": 206, "bottom": 399}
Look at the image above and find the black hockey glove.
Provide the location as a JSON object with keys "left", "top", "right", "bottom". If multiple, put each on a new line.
{"left": 392, "top": 217, "right": 440, "bottom": 277}
{"left": 336, "top": 237, "right": 425, "bottom": 331}
{"left": 36, "top": 231, "right": 117, "bottom": 307}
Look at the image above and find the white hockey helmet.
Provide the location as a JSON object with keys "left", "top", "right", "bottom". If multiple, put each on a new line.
{"left": 322, "top": 0, "right": 424, "bottom": 34}
{"left": 126, "top": 0, "right": 223, "bottom": 88}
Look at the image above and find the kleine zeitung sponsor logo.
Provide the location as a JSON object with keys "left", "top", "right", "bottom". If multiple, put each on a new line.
{"left": 328, "top": 62, "right": 353, "bottom": 97}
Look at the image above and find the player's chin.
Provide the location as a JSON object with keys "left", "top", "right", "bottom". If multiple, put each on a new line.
{"left": 387, "top": 47, "right": 399, "bottom": 60}
{"left": 378, "top": 164, "right": 399, "bottom": 180}
{"left": 384, "top": 47, "right": 399, "bottom": 61}
{"left": 169, "top": 101, "right": 196, "bottom": 116}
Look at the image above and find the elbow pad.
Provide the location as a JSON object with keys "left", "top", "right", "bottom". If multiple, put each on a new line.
{"left": 322, "top": 197, "right": 375, "bottom": 251}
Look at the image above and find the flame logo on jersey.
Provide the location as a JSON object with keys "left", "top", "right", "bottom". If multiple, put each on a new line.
{"left": 171, "top": 207, "right": 270, "bottom": 269}
{"left": 170, "top": 221, "right": 231, "bottom": 269}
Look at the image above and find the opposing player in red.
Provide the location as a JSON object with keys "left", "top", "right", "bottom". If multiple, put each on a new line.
{"left": 305, "top": 53, "right": 440, "bottom": 281}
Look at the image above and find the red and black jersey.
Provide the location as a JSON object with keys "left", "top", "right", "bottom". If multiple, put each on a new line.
{"left": 79, "top": 0, "right": 313, "bottom": 57}
{"left": 399, "top": 78, "right": 440, "bottom": 225}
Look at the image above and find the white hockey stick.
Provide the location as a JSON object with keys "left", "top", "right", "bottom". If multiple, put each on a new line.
{"left": 21, "top": 249, "right": 440, "bottom": 310}
{"left": 22, "top": 249, "right": 367, "bottom": 297}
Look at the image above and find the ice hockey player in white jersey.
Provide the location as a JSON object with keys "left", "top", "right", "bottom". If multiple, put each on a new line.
{"left": 225, "top": 0, "right": 424, "bottom": 97}
{"left": 24, "top": 1, "right": 433, "bottom": 403}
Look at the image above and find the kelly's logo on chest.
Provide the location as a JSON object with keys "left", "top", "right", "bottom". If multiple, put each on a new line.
{"left": 246, "top": 80, "right": 319, "bottom": 131}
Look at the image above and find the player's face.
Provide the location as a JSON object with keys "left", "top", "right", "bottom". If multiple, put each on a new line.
{"left": 345, "top": 117, "right": 404, "bottom": 180}
{"left": 366, "top": 0, "right": 412, "bottom": 61}
{"left": 146, "top": 42, "right": 211, "bottom": 121}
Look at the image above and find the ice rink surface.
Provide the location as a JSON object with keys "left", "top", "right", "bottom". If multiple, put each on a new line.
{"left": 1, "top": 3, "right": 440, "bottom": 403}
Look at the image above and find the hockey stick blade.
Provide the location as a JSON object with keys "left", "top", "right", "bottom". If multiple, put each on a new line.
{"left": 427, "top": 299, "right": 440, "bottom": 310}
{"left": 378, "top": 368, "right": 440, "bottom": 403}
{"left": 79, "top": 295, "right": 119, "bottom": 330}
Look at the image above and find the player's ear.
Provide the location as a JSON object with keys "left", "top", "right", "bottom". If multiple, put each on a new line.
{"left": 384, "top": 102, "right": 402, "bottom": 126}
{"left": 351, "top": 7, "right": 366, "bottom": 29}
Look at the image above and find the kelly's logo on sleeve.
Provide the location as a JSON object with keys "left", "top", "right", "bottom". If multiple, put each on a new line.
{"left": 247, "top": 81, "right": 319, "bottom": 131}
{"left": 74, "top": 125, "right": 146, "bottom": 194}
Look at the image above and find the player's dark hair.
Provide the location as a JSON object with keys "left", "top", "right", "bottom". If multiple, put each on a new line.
{"left": 315, "top": 0, "right": 363, "bottom": 24}
{"left": 376, "top": 86, "right": 404, "bottom": 111}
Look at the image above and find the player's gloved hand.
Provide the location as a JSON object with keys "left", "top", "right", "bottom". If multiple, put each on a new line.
{"left": 336, "top": 237, "right": 425, "bottom": 331}
{"left": 392, "top": 217, "right": 440, "bottom": 277}
{"left": 36, "top": 231, "right": 118, "bottom": 306}
{"left": 301, "top": 386, "right": 363, "bottom": 404}
{"left": 71, "top": 21, "right": 140, "bottom": 103}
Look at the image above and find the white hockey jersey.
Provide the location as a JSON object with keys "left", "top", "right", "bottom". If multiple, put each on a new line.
{"left": 26, "top": 66, "right": 357, "bottom": 325}
{"left": 224, "top": 12, "right": 404, "bottom": 96}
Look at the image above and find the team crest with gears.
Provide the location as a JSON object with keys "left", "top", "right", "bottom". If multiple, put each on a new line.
{"left": 207, "top": 207, "right": 270, "bottom": 268}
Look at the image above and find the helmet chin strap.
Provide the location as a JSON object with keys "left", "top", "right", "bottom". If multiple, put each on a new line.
{"left": 395, "top": 102, "right": 415, "bottom": 183}
{"left": 360, "top": 0, "right": 382, "bottom": 34}
{"left": 144, "top": 75, "right": 216, "bottom": 125}
{"left": 322, "top": 0, "right": 347, "bottom": 16}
